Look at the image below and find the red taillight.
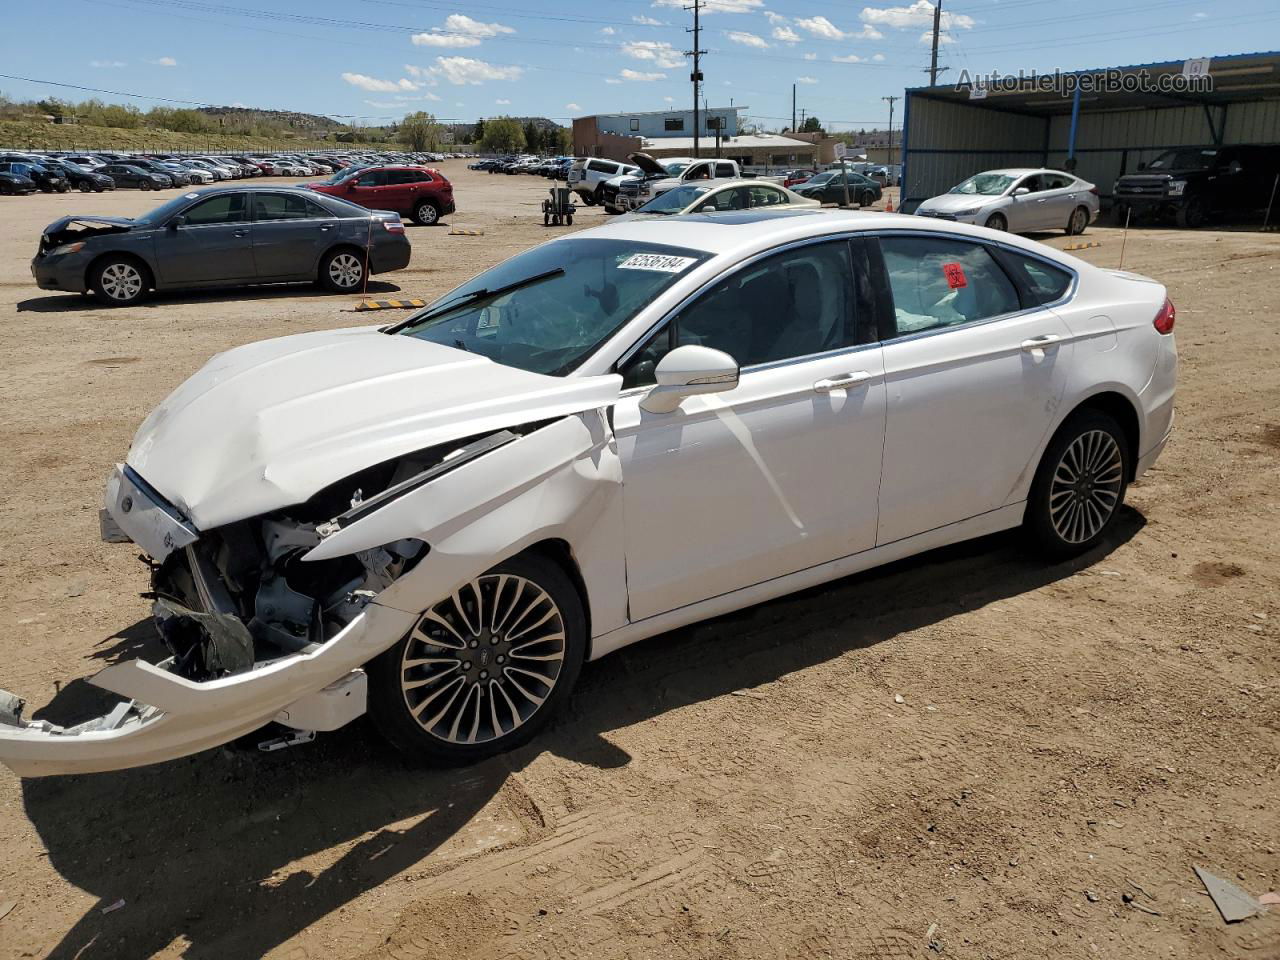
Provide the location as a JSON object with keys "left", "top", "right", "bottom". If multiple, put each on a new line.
{"left": 1153, "top": 297, "right": 1175, "bottom": 335}
{"left": 382, "top": 219, "right": 405, "bottom": 233}
{"left": 1089, "top": 186, "right": 1099, "bottom": 196}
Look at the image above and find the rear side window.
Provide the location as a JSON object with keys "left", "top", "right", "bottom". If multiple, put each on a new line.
{"left": 253, "top": 193, "right": 325, "bottom": 220}
{"left": 880, "top": 235, "right": 1019, "bottom": 335}
{"left": 388, "top": 169, "right": 430, "bottom": 184}
{"left": 1001, "top": 251, "right": 1074, "bottom": 305}
{"left": 587, "top": 160, "right": 616, "bottom": 174}
{"left": 714, "top": 162, "right": 736, "bottom": 177}
{"left": 749, "top": 185, "right": 786, "bottom": 207}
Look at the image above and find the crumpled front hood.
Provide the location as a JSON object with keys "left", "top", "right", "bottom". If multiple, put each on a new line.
{"left": 126, "top": 326, "right": 621, "bottom": 530}
{"left": 42, "top": 215, "right": 135, "bottom": 236}
{"left": 918, "top": 193, "right": 999, "bottom": 213}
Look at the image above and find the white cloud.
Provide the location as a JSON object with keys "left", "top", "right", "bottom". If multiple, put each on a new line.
{"left": 872, "top": 52, "right": 886, "bottom": 61}
{"left": 795, "top": 16, "right": 847, "bottom": 40}
{"left": 1192, "top": 9, "right": 1207, "bottom": 16}
{"left": 431, "top": 56, "right": 522, "bottom": 84}
{"left": 663, "top": 95, "right": 675, "bottom": 102}
{"left": 621, "top": 40, "right": 684, "bottom": 69}
{"left": 861, "top": 1, "right": 973, "bottom": 31}
{"left": 600, "top": 26, "right": 616, "bottom": 35}
{"left": 633, "top": 14, "right": 664, "bottom": 25}
{"left": 495, "top": 98, "right": 511, "bottom": 104}
{"left": 605, "top": 78, "right": 622, "bottom": 85}
{"left": 342, "top": 72, "right": 418, "bottom": 92}
{"left": 620, "top": 68, "right": 666, "bottom": 81}
{"left": 764, "top": 11, "right": 788, "bottom": 24}
{"left": 727, "top": 30, "right": 769, "bottom": 48}
{"left": 832, "top": 53, "right": 864, "bottom": 62}
{"left": 796, "top": 75, "right": 818, "bottom": 84}
{"left": 653, "top": 0, "right": 762, "bottom": 11}
{"left": 150, "top": 56, "right": 178, "bottom": 67}
{"left": 920, "top": 29, "right": 956, "bottom": 44}
{"left": 566, "top": 102, "right": 582, "bottom": 110}
{"left": 772, "top": 25, "right": 801, "bottom": 43}
{"left": 89, "top": 60, "right": 127, "bottom": 68}
{"left": 411, "top": 13, "right": 515, "bottom": 48}
{"left": 803, "top": 51, "right": 817, "bottom": 60}
{"left": 855, "top": 24, "right": 884, "bottom": 39}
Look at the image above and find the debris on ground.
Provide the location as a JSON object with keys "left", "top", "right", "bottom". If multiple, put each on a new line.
{"left": 100, "top": 899, "right": 125, "bottom": 915}
{"left": 1085, "top": 890, "right": 1101, "bottom": 903}
{"left": 0, "top": 900, "right": 16, "bottom": 922}
{"left": 1195, "top": 866, "right": 1264, "bottom": 923}
{"left": 894, "top": 694, "right": 906, "bottom": 704}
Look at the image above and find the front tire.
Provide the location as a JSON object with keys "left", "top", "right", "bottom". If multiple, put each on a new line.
{"left": 367, "top": 552, "right": 587, "bottom": 765}
{"left": 79, "top": 181, "right": 93, "bottom": 193}
{"left": 319, "top": 248, "right": 367, "bottom": 293}
{"left": 984, "top": 212, "right": 1007, "bottom": 231}
{"left": 1066, "top": 205, "right": 1089, "bottom": 235}
{"left": 90, "top": 257, "right": 150, "bottom": 307}
{"left": 1025, "top": 410, "right": 1130, "bottom": 559}
{"left": 1176, "top": 196, "right": 1207, "bottom": 228}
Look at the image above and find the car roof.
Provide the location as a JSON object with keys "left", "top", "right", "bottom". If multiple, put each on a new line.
{"left": 561, "top": 207, "right": 1091, "bottom": 264}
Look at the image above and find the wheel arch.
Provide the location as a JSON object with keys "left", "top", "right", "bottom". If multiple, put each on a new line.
{"left": 317, "top": 242, "right": 366, "bottom": 279}
{"left": 84, "top": 250, "right": 154, "bottom": 294}
{"left": 1058, "top": 389, "right": 1143, "bottom": 482}
{"left": 523, "top": 538, "right": 593, "bottom": 653}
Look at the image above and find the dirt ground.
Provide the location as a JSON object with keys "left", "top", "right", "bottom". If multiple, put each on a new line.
{"left": 0, "top": 166, "right": 1276, "bottom": 960}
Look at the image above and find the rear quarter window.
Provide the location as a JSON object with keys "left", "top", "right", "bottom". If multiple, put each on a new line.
{"left": 1002, "top": 251, "right": 1074, "bottom": 305}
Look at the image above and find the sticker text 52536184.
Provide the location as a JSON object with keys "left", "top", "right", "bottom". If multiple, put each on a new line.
{"left": 618, "top": 253, "right": 697, "bottom": 273}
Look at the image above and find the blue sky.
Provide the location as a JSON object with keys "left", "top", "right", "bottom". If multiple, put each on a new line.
{"left": 1, "top": 0, "right": 1277, "bottom": 131}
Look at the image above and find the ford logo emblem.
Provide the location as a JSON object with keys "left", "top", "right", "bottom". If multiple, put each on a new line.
{"left": 121, "top": 495, "right": 133, "bottom": 513}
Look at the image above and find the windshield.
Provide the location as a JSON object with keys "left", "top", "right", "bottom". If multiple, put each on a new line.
{"left": 132, "top": 193, "right": 204, "bottom": 225}
{"left": 395, "top": 238, "right": 710, "bottom": 376}
{"left": 663, "top": 160, "right": 692, "bottom": 175}
{"left": 635, "top": 184, "right": 710, "bottom": 214}
{"left": 950, "top": 173, "right": 1017, "bottom": 196}
{"left": 807, "top": 172, "right": 835, "bottom": 184}
{"left": 1148, "top": 148, "right": 1219, "bottom": 171}
{"left": 321, "top": 164, "right": 366, "bottom": 184}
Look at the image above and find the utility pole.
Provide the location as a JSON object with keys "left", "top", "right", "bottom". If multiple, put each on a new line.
{"left": 685, "top": 0, "right": 705, "bottom": 158}
{"left": 882, "top": 96, "right": 899, "bottom": 165}
{"left": 791, "top": 83, "right": 796, "bottom": 133}
{"left": 799, "top": 107, "right": 806, "bottom": 130}
{"left": 929, "top": 0, "right": 942, "bottom": 86}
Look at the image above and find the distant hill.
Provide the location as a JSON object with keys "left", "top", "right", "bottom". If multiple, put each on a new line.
{"left": 197, "top": 105, "right": 344, "bottom": 132}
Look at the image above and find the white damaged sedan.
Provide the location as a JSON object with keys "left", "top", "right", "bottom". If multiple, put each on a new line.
{"left": 0, "top": 208, "right": 1176, "bottom": 776}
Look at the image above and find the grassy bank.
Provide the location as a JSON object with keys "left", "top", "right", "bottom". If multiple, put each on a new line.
{"left": 0, "top": 119, "right": 384, "bottom": 154}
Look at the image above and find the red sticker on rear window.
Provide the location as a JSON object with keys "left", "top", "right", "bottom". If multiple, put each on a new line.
{"left": 942, "top": 262, "right": 967, "bottom": 288}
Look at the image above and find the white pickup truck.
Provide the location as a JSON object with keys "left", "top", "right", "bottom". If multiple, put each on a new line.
{"left": 619, "top": 154, "right": 777, "bottom": 212}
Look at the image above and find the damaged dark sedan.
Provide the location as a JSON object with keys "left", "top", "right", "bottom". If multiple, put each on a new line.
{"left": 32, "top": 185, "right": 413, "bottom": 305}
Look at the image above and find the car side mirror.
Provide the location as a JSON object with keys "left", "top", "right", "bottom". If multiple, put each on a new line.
{"left": 1012, "top": 187, "right": 1030, "bottom": 197}
{"left": 640, "top": 345, "right": 740, "bottom": 414}
{"left": 169, "top": 215, "right": 186, "bottom": 229}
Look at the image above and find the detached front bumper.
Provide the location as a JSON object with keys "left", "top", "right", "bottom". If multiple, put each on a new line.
{"left": 0, "top": 464, "right": 417, "bottom": 778}
{"left": 31, "top": 251, "right": 91, "bottom": 293}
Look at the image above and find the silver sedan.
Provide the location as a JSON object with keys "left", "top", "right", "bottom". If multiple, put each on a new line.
{"left": 916, "top": 168, "right": 1100, "bottom": 235}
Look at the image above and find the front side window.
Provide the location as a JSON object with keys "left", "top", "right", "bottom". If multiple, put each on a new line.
{"left": 355, "top": 170, "right": 388, "bottom": 187}
{"left": 1015, "top": 175, "right": 1044, "bottom": 193}
{"left": 880, "top": 235, "right": 1019, "bottom": 335}
{"left": 692, "top": 186, "right": 750, "bottom": 213}
{"left": 395, "top": 239, "right": 710, "bottom": 377}
{"left": 182, "top": 193, "right": 248, "bottom": 226}
{"left": 621, "top": 240, "right": 858, "bottom": 387}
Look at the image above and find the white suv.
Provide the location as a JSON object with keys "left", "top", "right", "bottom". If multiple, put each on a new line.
{"left": 568, "top": 158, "right": 639, "bottom": 205}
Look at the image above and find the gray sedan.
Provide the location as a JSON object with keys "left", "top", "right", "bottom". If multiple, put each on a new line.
{"left": 915, "top": 168, "right": 1100, "bottom": 235}
{"left": 31, "top": 185, "right": 412, "bottom": 306}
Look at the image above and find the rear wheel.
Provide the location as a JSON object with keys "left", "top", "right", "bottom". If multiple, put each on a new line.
{"left": 984, "top": 212, "right": 1007, "bottom": 231}
{"left": 412, "top": 199, "right": 440, "bottom": 226}
{"left": 579, "top": 190, "right": 596, "bottom": 206}
{"left": 1025, "top": 410, "right": 1129, "bottom": 559}
{"left": 1066, "top": 205, "right": 1089, "bottom": 235}
{"left": 367, "top": 552, "right": 587, "bottom": 764}
{"left": 319, "top": 248, "right": 366, "bottom": 293}
{"left": 139, "top": 180, "right": 151, "bottom": 191}
{"left": 90, "top": 257, "right": 150, "bottom": 307}
{"left": 78, "top": 181, "right": 93, "bottom": 193}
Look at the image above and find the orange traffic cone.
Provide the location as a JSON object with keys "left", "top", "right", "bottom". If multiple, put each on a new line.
{"left": 885, "top": 196, "right": 894, "bottom": 212}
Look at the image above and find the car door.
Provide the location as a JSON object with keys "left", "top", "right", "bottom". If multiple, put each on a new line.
{"left": 153, "top": 192, "right": 255, "bottom": 285}
{"left": 613, "top": 237, "right": 887, "bottom": 621}
{"left": 386, "top": 168, "right": 431, "bottom": 213}
{"left": 1036, "top": 172, "right": 1078, "bottom": 229}
{"left": 250, "top": 192, "right": 334, "bottom": 279}
{"left": 874, "top": 232, "right": 1074, "bottom": 545}
{"left": 1005, "top": 175, "right": 1045, "bottom": 231}
{"left": 344, "top": 168, "right": 391, "bottom": 209}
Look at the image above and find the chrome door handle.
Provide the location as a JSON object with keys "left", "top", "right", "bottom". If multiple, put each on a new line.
{"left": 1021, "top": 334, "right": 1061, "bottom": 352}
{"left": 814, "top": 371, "right": 873, "bottom": 392}
{"left": 319, "top": 224, "right": 334, "bottom": 231}
{"left": 232, "top": 229, "right": 248, "bottom": 238}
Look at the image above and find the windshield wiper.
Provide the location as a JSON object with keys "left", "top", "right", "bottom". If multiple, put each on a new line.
{"left": 384, "top": 267, "right": 566, "bottom": 335}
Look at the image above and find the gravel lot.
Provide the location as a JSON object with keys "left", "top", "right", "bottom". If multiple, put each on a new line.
{"left": 0, "top": 164, "right": 1277, "bottom": 960}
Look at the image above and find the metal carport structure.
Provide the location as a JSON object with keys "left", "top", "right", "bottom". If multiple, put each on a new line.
{"left": 900, "top": 51, "right": 1280, "bottom": 214}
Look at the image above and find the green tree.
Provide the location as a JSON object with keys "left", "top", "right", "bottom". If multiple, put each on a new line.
{"left": 399, "top": 111, "right": 441, "bottom": 151}
{"left": 471, "top": 118, "right": 486, "bottom": 144}
{"left": 480, "top": 116, "right": 524, "bottom": 154}
{"left": 523, "top": 120, "right": 540, "bottom": 154}
{"left": 800, "top": 116, "right": 823, "bottom": 134}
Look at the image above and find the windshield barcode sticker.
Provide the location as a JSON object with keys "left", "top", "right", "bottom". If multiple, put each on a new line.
{"left": 618, "top": 253, "right": 697, "bottom": 273}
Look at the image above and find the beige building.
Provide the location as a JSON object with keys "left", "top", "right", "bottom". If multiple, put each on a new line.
{"left": 638, "top": 133, "right": 821, "bottom": 170}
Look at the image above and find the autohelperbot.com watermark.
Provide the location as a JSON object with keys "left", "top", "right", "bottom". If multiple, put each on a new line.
{"left": 955, "top": 65, "right": 1214, "bottom": 100}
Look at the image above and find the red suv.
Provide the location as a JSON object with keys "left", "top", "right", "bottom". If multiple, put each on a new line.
{"left": 308, "top": 165, "right": 454, "bottom": 225}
